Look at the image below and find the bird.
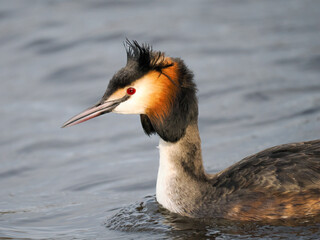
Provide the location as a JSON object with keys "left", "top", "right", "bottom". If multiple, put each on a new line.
{"left": 62, "top": 40, "right": 320, "bottom": 221}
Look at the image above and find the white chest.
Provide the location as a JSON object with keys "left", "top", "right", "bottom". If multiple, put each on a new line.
{"left": 156, "top": 139, "right": 183, "bottom": 214}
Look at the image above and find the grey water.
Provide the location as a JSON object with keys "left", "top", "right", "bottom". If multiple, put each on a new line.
{"left": 1, "top": 0, "right": 320, "bottom": 239}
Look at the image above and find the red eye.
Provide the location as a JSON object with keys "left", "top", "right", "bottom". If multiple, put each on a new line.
{"left": 127, "top": 87, "right": 136, "bottom": 95}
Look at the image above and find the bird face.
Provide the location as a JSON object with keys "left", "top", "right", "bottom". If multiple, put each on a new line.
{"left": 62, "top": 41, "right": 179, "bottom": 128}
{"left": 108, "top": 69, "right": 178, "bottom": 117}
{"left": 63, "top": 40, "right": 198, "bottom": 142}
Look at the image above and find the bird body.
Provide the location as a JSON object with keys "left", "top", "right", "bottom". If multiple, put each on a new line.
{"left": 158, "top": 123, "right": 320, "bottom": 220}
{"left": 63, "top": 41, "right": 320, "bottom": 221}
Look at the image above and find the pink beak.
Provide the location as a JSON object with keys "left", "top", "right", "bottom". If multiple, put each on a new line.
{"left": 62, "top": 95, "right": 128, "bottom": 128}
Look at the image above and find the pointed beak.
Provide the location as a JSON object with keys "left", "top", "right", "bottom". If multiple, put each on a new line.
{"left": 62, "top": 95, "right": 129, "bottom": 128}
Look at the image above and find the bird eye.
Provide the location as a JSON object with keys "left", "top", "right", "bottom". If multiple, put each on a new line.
{"left": 127, "top": 87, "right": 136, "bottom": 95}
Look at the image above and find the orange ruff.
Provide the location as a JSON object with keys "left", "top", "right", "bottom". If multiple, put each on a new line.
{"left": 145, "top": 59, "right": 179, "bottom": 122}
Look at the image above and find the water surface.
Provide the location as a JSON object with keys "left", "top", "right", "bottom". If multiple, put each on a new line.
{"left": 1, "top": 0, "right": 320, "bottom": 239}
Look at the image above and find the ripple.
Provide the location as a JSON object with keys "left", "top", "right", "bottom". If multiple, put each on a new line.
{"left": 87, "top": 0, "right": 150, "bottom": 9}
{"left": 63, "top": 175, "right": 120, "bottom": 192}
{"left": 248, "top": 105, "right": 320, "bottom": 126}
{"left": 0, "top": 10, "right": 13, "bottom": 20}
{"left": 200, "top": 47, "right": 254, "bottom": 56}
{"left": 106, "top": 196, "right": 320, "bottom": 239}
{"left": 0, "top": 166, "right": 33, "bottom": 179}
{"left": 23, "top": 38, "right": 56, "bottom": 50}
{"left": 44, "top": 61, "right": 104, "bottom": 83}
{"left": 275, "top": 55, "right": 320, "bottom": 72}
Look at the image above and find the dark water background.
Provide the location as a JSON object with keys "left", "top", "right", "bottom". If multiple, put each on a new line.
{"left": 1, "top": 0, "right": 320, "bottom": 239}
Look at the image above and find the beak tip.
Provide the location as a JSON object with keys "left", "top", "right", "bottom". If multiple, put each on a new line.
{"left": 61, "top": 95, "right": 127, "bottom": 130}
{"left": 61, "top": 119, "right": 74, "bottom": 128}
{"left": 61, "top": 121, "right": 75, "bottom": 128}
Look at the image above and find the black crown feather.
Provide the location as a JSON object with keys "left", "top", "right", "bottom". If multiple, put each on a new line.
{"left": 124, "top": 39, "right": 173, "bottom": 71}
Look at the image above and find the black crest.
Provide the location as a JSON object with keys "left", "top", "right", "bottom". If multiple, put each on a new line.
{"left": 102, "top": 40, "right": 174, "bottom": 100}
{"left": 125, "top": 39, "right": 173, "bottom": 72}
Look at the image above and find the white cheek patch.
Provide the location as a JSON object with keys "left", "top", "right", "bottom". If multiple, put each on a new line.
{"left": 113, "top": 96, "right": 146, "bottom": 114}
{"left": 112, "top": 76, "right": 154, "bottom": 115}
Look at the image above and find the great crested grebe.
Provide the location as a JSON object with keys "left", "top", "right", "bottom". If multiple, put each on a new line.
{"left": 62, "top": 40, "right": 320, "bottom": 221}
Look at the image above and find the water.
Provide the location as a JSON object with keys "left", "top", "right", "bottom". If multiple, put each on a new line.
{"left": 1, "top": 0, "right": 320, "bottom": 239}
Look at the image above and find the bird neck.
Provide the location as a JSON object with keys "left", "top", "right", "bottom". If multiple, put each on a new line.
{"left": 156, "top": 122, "right": 207, "bottom": 215}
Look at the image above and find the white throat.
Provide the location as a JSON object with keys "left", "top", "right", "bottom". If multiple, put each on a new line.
{"left": 156, "top": 139, "right": 181, "bottom": 213}
{"left": 155, "top": 123, "right": 205, "bottom": 215}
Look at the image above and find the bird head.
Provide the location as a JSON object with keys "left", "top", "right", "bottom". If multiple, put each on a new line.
{"left": 62, "top": 40, "right": 198, "bottom": 142}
